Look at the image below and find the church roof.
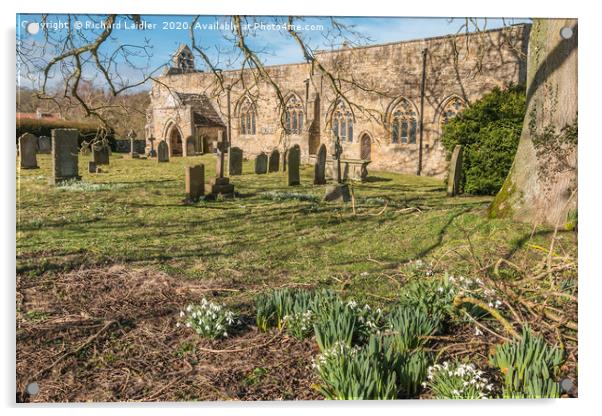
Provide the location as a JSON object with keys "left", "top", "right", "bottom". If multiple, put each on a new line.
{"left": 175, "top": 92, "right": 226, "bottom": 127}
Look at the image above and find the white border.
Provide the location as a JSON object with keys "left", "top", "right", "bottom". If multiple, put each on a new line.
{"left": 3, "top": 1, "right": 599, "bottom": 416}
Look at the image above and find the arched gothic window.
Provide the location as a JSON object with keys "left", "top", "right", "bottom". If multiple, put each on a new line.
{"left": 284, "top": 95, "right": 304, "bottom": 135}
{"left": 391, "top": 99, "right": 417, "bottom": 144}
{"left": 239, "top": 98, "right": 257, "bottom": 135}
{"left": 441, "top": 97, "right": 466, "bottom": 126}
{"left": 332, "top": 100, "right": 354, "bottom": 142}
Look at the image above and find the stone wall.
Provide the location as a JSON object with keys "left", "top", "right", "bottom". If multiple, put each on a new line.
{"left": 148, "top": 24, "right": 530, "bottom": 178}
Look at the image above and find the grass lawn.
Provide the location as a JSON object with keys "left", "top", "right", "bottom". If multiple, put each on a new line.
{"left": 16, "top": 153, "right": 577, "bottom": 401}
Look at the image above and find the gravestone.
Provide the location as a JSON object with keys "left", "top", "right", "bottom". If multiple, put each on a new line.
{"left": 447, "top": 145, "right": 463, "bottom": 197}
{"left": 268, "top": 149, "right": 280, "bottom": 172}
{"left": 314, "top": 144, "right": 327, "bottom": 185}
{"left": 51, "top": 129, "right": 80, "bottom": 184}
{"left": 92, "top": 145, "right": 110, "bottom": 165}
{"left": 157, "top": 140, "right": 169, "bottom": 163}
{"left": 88, "top": 161, "right": 97, "bottom": 173}
{"left": 128, "top": 129, "right": 138, "bottom": 158}
{"left": 186, "top": 137, "right": 195, "bottom": 156}
{"left": 324, "top": 184, "right": 351, "bottom": 202}
{"left": 38, "top": 136, "right": 51, "bottom": 154}
{"left": 185, "top": 164, "right": 205, "bottom": 202}
{"left": 207, "top": 134, "right": 235, "bottom": 199}
{"left": 287, "top": 145, "right": 301, "bottom": 186}
{"left": 229, "top": 147, "right": 243, "bottom": 176}
{"left": 282, "top": 150, "right": 288, "bottom": 172}
{"left": 18, "top": 133, "right": 38, "bottom": 169}
{"left": 255, "top": 152, "right": 268, "bottom": 174}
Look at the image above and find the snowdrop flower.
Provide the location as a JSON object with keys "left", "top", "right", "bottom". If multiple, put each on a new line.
{"left": 475, "top": 326, "right": 483, "bottom": 336}
{"left": 179, "top": 311, "right": 185, "bottom": 317}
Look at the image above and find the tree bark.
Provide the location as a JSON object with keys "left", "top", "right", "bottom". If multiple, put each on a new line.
{"left": 489, "top": 19, "right": 577, "bottom": 227}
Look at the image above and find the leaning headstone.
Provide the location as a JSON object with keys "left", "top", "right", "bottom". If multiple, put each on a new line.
{"left": 268, "top": 149, "right": 280, "bottom": 172}
{"left": 51, "top": 129, "right": 80, "bottom": 184}
{"left": 255, "top": 152, "right": 268, "bottom": 174}
{"left": 314, "top": 144, "right": 327, "bottom": 185}
{"left": 229, "top": 147, "right": 243, "bottom": 176}
{"left": 18, "top": 133, "right": 39, "bottom": 169}
{"left": 185, "top": 164, "right": 205, "bottom": 202}
{"left": 38, "top": 136, "right": 51, "bottom": 154}
{"left": 447, "top": 145, "right": 463, "bottom": 197}
{"left": 287, "top": 145, "right": 301, "bottom": 186}
{"left": 92, "top": 145, "right": 110, "bottom": 165}
{"left": 157, "top": 140, "right": 169, "bottom": 163}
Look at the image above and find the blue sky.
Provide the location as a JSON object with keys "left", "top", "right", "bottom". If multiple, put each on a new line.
{"left": 16, "top": 14, "right": 531, "bottom": 91}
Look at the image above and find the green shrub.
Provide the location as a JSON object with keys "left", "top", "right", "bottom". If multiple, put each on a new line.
{"left": 424, "top": 360, "right": 494, "bottom": 399}
{"left": 386, "top": 306, "right": 439, "bottom": 354}
{"left": 489, "top": 328, "right": 564, "bottom": 398}
{"left": 441, "top": 85, "right": 526, "bottom": 195}
{"left": 16, "top": 117, "right": 114, "bottom": 147}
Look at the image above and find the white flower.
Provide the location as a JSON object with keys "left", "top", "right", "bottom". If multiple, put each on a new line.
{"left": 176, "top": 322, "right": 181, "bottom": 328}
{"left": 475, "top": 326, "right": 483, "bottom": 336}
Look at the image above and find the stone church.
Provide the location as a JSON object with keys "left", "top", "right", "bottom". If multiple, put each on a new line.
{"left": 145, "top": 23, "right": 530, "bottom": 178}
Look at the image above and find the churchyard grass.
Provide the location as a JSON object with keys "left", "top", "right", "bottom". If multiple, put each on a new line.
{"left": 16, "top": 153, "right": 577, "bottom": 401}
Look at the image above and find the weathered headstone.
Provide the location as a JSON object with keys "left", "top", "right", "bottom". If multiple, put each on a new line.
{"left": 287, "top": 145, "right": 301, "bottom": 186}
{"left": 447, "top": 145, "right": 463, "bottom": 197}
{"left": 314, "top": 144, "right": 327, "bottom": 185}
{"left": 147, "top": 137, "right": 157, "bottom": 157}
{"left": 186, "top": 137, "right": 195, "bottom": 156}
{"left": 207, "top": 134, "right": 235, "bottom": 199}
{"left": 88, "top": 161, "right": 97, "bottom": 173}
{"left": 229, "top": 147, "right": 243, "bottom": 176}
{"left": 92, "top": 145, "right": 110, "bottom": 165}
{"left": 255, "top": 152, "right": 268, "bottom": 174}
{"left": 37, "top": 136, "right": 51, "bottom": 154}
{"left": 185, "top": 164, "right": 205, "bottom": 202}
{"left": 18, "top": 133, "right": 38, "bottom": 169}
{"left": 281, "top": 150, "right": 288, "bottom": 172}
{"left": 51, "top": 129, "right": 80, "bottom": 184}
{"left": 268, "top": 149, "right": 280, "bottom": 172}
{"left": 324, "top": 184, "right": 351, "bottom": 202}
{"left": 157, "top": 140, "right": 169, "bottom": 163}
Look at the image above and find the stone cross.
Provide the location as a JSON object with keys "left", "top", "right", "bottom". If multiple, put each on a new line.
{"left": 447, "top": 144, "right": 463, "bottom": 196}
{"left": 148, "top": 136, "right": 157, "bottom": 157}
{"left": 216, "top": 130, "right": 226, "bottom": 178}
{"left": 128, "top": 129, "right": 137, "bottom": 157}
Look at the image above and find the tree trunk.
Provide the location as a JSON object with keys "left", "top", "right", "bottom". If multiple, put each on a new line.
{"left": 489, "top": 19, "right": 577, "bottom": 227}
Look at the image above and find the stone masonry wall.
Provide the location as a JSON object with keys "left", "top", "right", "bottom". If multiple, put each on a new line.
{"left": 148, "top": 24, "right": 530, "bottom": 178}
